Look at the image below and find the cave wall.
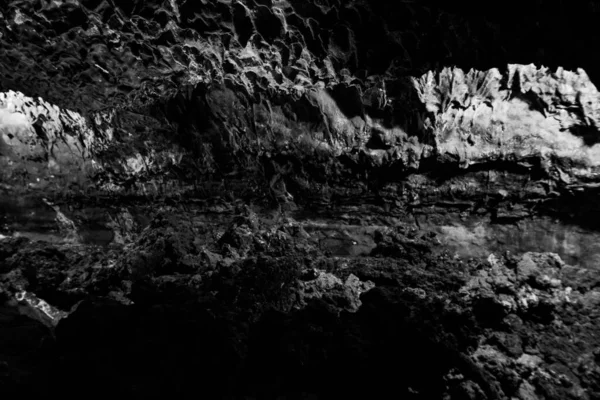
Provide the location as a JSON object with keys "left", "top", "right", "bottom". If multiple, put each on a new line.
{"left": 2, "top": 0, "right": 600, "bottom": 219}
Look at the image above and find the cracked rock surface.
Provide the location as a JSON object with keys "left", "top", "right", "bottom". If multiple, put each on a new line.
{"left": 2, "top": 0, "right": 600, "bottom": 399}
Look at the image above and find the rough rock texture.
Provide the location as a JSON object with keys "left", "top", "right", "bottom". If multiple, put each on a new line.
{"left": 2, "top": 0, "right": 600, "bottom": 207}
{"left": 2, "top": 1, "right": 600, "bottom": 399}
{"left": 461, "top": 252, "right": 600, "bottom": 400}
{"left": 2, "top": 210, "right": 600, "bottom": 399}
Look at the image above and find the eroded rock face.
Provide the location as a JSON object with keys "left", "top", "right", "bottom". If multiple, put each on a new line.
{"left": 414, "top": 65, "right": 600, "bottom": 172}
{"left": 0, "top": 90, "right": 96, "bottom": 188}
{"left": 2, "top": 0, "right": 600, "bottom": 210}
{"left": 3, "top": 1, "right": 600, "bottom": 399}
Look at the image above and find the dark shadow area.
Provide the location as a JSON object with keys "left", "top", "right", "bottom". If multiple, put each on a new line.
{"left": 3, "top": 286, "right": 485, "bottom": 400}
{"left": 419, "top": 156, "right": 548, "bottom": 183}
{"left": 537, "top": 187, "right": 600, "bottom": 231}
{"left": 0, "top": 233, "right": 490, "bottom": 399}
{"left": 327, "top": 84, "right": 364, "bottom": 120}
{"left": 255, "top": 5, "right": 283, "bottom": 42}
{"left": 365, "top": 128, "right": 390, "bottom": 150}
{"left": 233, "top": 2, "right": 254, "bottom": 47}
{"left": 569, "top": 124, "right": 600, "bottom": 146}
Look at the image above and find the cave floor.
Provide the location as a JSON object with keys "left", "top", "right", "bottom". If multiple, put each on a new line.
{"left": 1, "top": 196, "right": 600, "bottom": 399}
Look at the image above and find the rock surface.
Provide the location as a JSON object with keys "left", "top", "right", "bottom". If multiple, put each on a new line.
{"left": 2, "top": 210, "right": 600, "bottom": 399}
{"left": 2, "top": 0, "right": 600, "bottom": 399}
{"left": 2, "top": 0, "right": 600, "bottom": 207}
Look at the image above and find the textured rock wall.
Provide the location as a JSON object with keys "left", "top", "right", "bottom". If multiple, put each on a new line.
{"left": 4, "top": 2, "right": 600, "bottom": 399}
{"left": 2, "top": 0, "right": 600, "bottom": 201}
{"left": 4, "top": 1, "right": 600, "bottom": 271}
{"left": 0, "top": 90, "right": 97, "bottom": 188}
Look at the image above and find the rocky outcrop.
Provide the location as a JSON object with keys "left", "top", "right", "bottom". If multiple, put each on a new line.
{"left": 0, "top": 90, "right": 96, "bottom": 189}
{"left": 414, "top": 65, "right": 600, "bottom": 172}
{"left": 460, "top": 252, "right": 600, "bottom": 400}
{"left": 2, "top": 208, "right": 599, "bottom": 399}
